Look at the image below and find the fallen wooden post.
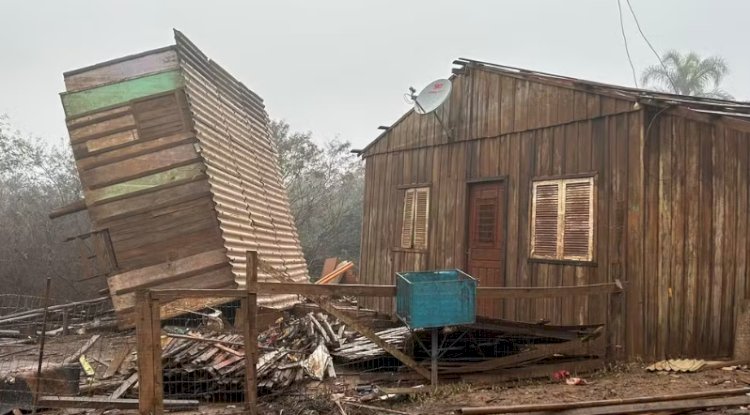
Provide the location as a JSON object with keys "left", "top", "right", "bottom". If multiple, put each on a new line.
{"left": 340, "top": 401, "right": 413, "bottom": 415}
{"left": 458, "top": 387, "right": 750, "bottom": 414}
{"left": 558, "top": 395, "right": 750, "bottom": 415}
{"left": 37, "top": 396, "right": 198, "bottom": 410}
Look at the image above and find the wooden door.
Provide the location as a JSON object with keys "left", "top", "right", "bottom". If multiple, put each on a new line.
{"left": 467, "top": 181, "right": 506, "bottom": 318}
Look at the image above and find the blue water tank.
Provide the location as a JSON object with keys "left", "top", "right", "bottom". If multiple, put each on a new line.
{"left": 396, "top": 269, "right": 477, "bottom": 329}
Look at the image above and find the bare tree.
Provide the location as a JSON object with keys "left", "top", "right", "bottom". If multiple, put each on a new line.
{"left": 0, "top": 116, "right": 97, "bottom": 301}
{"left": 270, "top": 120, "right": 364, "bottom": 277}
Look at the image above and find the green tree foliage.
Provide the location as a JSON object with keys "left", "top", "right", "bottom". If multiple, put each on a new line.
{"left": 641, "top": 51, "right": 733, "bottom": 99}
{"left": 0, "top": 116, "right": 95, "bottom": 300}
{"left": 270, "top": 120, "right": 364, "bottom": 278}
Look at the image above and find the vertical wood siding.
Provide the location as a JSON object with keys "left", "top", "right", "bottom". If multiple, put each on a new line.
{"left": 360, "top": 66, "right": 640, "bottom": 331}
{"left": 360, "top": 65, "right": 750, "bottom": 360}
{"left": 640, "top": 114, "right": 750, "bottom": 359}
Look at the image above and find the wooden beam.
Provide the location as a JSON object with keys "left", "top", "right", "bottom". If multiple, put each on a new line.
{"left": 135, "top": 291, "right": 163, "bottom": 415}
{"left": 558, "top": 396, "right": 750, "bottom": 415}
{"left": 149, "top": 288, "right": 245, "bottom": 299}
{"left": 49, "top": 199, "right": 87, "bottom": 219}
{"left": 151, "top": 282, "right": 620, "bottom": 300}
{"left": 458, "top": 387, "right": 750, "bottom": 414}
{"left": 243, "top": 251, "right": 259, "bottom": 415}
{"left": 37, "top": 396, "right": 198, "bottom": 410}
{"left": 150, "top": 295, "right": 163, "bottom": 415}
{"left": 255, "top": 282, "right": 396, "bottom": 297}
{"left": 135, "top": 291, "right": 154, "bottom": 415}
{"left": 475, "top": 282, "right": 620, "bottom": 298}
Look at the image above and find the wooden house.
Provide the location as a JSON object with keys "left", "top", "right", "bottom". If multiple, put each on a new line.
{"left": 56, "top": 31, "right": 308, "bottom": 325}
{"left": 357, "top": 58, "right": 750, "bottom": 360}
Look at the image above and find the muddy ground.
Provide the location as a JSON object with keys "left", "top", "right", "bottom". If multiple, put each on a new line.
{"left": 249, "top": 364, "right": 750, "bottom": 415}
{"left": 374, "top": 364, "right": 750, "bottom": 415}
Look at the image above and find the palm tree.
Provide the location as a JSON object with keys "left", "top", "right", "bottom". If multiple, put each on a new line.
{"left": 641, "top": 51, "right": 733, "bottom": 99}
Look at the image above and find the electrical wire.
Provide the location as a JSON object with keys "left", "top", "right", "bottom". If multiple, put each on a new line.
{"left": 617, "top": 0, "right": 639, "bottom": 88}
{"left": 625, "top": 0, "right": 679, "bottom": 92}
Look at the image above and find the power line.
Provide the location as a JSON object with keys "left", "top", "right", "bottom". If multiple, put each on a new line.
{"left": 625, "top": 0, "right": 678, "bottom": 92}
{"left": 617, "top": 0, "right": 639, "bottom": 88}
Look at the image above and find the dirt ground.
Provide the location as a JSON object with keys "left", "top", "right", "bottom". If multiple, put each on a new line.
{"left": 348, "top": 364, "right": 750, "bottom": 415}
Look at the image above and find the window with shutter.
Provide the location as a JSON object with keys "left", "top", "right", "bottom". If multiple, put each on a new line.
{"left": 531, "top": 182, "right": 560, "bottom": 259}
{"left": 400, "top": 189, "right": 416, "bottom": 248}
{"left": 530, "top": 176, "right": 595, "bottom": 261}
{"left": 399, "top": 187, "right": 430, "bottom": 250}
{"left": 413, "top": 188, "right": 430, "bottom": 250}
{"left": 562, "top": 179, "right": 594, "bottom": 260}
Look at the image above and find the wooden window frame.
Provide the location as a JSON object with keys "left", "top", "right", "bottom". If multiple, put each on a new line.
{"left": 396, "top": 185, "right": 430, "bottom": 252}
{"left": 529, "top": 174, "right": 596, "bottom": 264}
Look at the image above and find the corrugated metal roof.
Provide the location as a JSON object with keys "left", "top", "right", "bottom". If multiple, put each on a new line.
{"left": 175, "top": 30, "right": 309, "bottom": 309}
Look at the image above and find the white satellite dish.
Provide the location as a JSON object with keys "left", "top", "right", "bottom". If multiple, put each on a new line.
{"left": 413, "top": 79, "right": 452, "bottom": 115}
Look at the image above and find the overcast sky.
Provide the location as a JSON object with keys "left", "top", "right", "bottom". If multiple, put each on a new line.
{"left": 1, "top": 1, "right": 748, "bottom": 148}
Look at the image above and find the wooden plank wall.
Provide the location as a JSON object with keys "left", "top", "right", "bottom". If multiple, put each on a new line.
{"left": 640, "top": 113, "right": 750, "bottom": 359}
{"left": 61, "top": 51, "right": 236, "bottom": 326}
{"left": 359, "top": 66, "right": 640, "bottom": 348}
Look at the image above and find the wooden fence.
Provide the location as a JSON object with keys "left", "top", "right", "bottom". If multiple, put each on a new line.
{"left": 135, "top": 251, "right": 624, "bottom": 414}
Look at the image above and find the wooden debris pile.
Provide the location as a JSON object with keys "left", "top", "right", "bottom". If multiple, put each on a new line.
{"left": 333, "top": 327, "right": 410, "bottom": 362}
{"left": 154, "top": 311, "right": 370, "bottom": 400}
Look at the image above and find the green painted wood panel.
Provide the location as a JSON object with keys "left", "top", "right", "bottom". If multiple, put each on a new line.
{"left": 61, "top": 70, "right": 183, "bottom": 118}
{"left": 87, "top": 162, "right": 204, "bottom": 203}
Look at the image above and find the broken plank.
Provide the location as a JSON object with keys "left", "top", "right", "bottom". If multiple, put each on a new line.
{"left": 102, "top": 345, "right": 132, "bottom": 379}
{"left": 63, "top": 335, "right": 101, "bottom": 365}
{"left": 165, "top": 332, "right": 244, "bottom": 346}
{"left": 110, "top": 372, "right": 138, "bottom": 399}
{"left": 341, "top": 402, "right": 413, "bottom": 415}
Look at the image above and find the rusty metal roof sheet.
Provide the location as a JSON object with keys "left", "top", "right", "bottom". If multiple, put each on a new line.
{"left": 175, "top": 30, "right": 309, "bottom": 309}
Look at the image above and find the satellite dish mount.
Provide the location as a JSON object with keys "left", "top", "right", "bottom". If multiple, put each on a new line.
{"left": 408, "top": 79, "right": 453, "bottom": 141}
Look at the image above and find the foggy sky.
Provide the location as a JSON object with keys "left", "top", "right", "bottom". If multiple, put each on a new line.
{"left": 1, "top": 1, "right": 748, "bottom": 148}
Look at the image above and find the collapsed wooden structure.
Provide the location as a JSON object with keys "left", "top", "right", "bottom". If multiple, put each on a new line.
{"left": 54, "top": 30, "right": 308, "bottom": 325}
{"left": 357, "top": 58, "right": 750, "bottom": 360}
